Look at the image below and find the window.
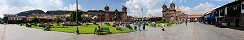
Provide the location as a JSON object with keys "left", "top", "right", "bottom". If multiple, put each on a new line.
{"left": 242, "top": 4, "right": 244, "bottom": 9}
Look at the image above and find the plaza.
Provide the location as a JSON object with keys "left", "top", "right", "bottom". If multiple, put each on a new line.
{"left": 1, "top": 23, "right": 244, "bottom": 40}
{"left": 1, "top": 0, "right": 244, "bottom": 40}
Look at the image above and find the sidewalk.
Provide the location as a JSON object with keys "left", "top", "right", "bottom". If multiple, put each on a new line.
{"left": 74, "top": 23, "right": 195, "bottom": 40}
{"left": 0, "top": 23, "right": 196, "bottom": 40}
{"left": 0, "top": 24, "right": 76, "bottom": 40}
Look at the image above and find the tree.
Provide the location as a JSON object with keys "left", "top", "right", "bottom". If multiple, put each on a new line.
{"left": 32, "top": 17, "right": 39, "bottom": 26}
{"left": 33, "top": 17, "right": 38, "bottom": 22}
{"left": 149, "top": 18, "right": 162, "bottom": 22}
{"left": 55, "top": 16, "right": 63, "bottom": 26}
{"left": 70, "top": 10, "right": 82, "bottom": 21}
{"left": 80, "top": 14, "right": 93, "bottom": 26}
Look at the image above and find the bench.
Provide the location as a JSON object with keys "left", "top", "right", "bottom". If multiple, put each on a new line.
{"left": 94, "top": 27, "right": 111, "bottom": 34}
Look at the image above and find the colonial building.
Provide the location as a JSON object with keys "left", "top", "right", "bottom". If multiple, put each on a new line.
{"left": 187, "top": 14, "right": 204, "bottom": 22}
{"left": 3, "top": 5, "right": 128, "bottom": 24}
{"left": 162, "top": 3, "right": 186, "bottom": 22}
{"left": 3, "top": 14, "right": 26, "bottom": 24}
{"left": 203, "top": 0, "right": 244, "bottom": 27}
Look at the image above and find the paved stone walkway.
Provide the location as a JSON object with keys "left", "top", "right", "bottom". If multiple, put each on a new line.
{"left": 0, "top": 23, "right": 244, "bottom": 40}
{"left": 0, "top": 24, "right": 76, "bottom": 40}
{"left": 74, "top": 23, "right": 195, "bottom": 40}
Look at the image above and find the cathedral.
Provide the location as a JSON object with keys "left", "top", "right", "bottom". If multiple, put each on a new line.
{"left": 162, "top": 3, "right": 187, "bottom": 22}
{"left": 103, "top": 5, "right": 128, "bottom": 22}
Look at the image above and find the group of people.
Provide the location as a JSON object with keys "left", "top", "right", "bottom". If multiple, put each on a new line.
{"left": 124, "top": 21, "right": 169, "bottom": 31}
{"left": 152, "top": 22, "right": 165, "bottom": 31}
{"left": 126, "top": 21, "right": 146, "bottom": 31}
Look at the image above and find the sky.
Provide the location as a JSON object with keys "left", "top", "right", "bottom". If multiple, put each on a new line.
{"left": 0, "top": 0, "right": 236, "bottom": 18}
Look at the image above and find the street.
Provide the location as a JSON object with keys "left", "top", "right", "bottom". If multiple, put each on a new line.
{"left": 0, "top": 23, "right": 244, "bottom": 40}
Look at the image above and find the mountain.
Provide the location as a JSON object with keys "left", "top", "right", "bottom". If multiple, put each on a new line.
{"left": 16, "top": 10, "right": 45, "bottom": 16}
{"left": 46, "top": 10, "right": 73, "bottom": 15}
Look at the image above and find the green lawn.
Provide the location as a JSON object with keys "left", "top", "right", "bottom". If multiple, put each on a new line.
{"left": 50, "top": 24, "right": 134, "bottom": 34}
{"left": 21, "top": 23, "right": 135, "bottom": 34}
{"left": 145, "top": 22, "right": 176, "bottom": 28}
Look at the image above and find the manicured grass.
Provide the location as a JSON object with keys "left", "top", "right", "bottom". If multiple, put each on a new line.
{"left": 145, "top": 22, "right": 176, "bottom": 28}
{"left": 20, "top": 24, "right": 39, "bottom": 28}
{"left": 20, "top": 23, "right": 135, "bottom": 34}
{"left": 50, "top": 24, "right": 134, "bottom": 34}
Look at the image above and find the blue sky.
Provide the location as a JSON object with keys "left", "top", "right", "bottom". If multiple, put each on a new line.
{"left": 0, "top": 0, "right": 235, "bottom": 18}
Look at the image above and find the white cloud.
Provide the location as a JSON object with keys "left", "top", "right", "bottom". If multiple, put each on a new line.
{"left": 179, "top": 2, "right": 216, "bottom": 14}
{"left": 178, "top": 6, "right": 190, "bottom": 13}
{"left": 0, "top": 0, "right": 83, "bottom": 18}
{"left": 146, "top": 8, "right": 162, "bottom": 17}
{"left": 125, "top": 0, "right": 163, "bottom": 17}
{"left": 63, "top": 3, "right": 83, "bottom": 11}
{"left": 193, "top": 2, "right": 215, "bottom": 13}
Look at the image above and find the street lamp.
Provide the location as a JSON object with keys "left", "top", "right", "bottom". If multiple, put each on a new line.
{"left": 75, "top": 0, "right": 80, "bottom": 34}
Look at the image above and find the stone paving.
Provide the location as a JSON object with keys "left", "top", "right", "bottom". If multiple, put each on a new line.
{"left": 195, "top": 23, "right": 244, "bottom": 40}
{"left": 0, "top": 23, "right": 244, "bottom": 40}
{"left": 72, "top": 23, "right": 195, "bottom": 40}
{"left": 0, "top": 24, "right": 76, "bottom": 40}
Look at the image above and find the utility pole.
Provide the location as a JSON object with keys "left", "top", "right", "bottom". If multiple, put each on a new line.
{"left": 75, "top": 0, "right": 80, "bottom": 34}
{"left": 141, "top": 8, "right": 144, "bottom": 21}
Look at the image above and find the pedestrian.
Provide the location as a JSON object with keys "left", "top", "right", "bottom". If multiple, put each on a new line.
{"left": 97, "top": 25, "right": 101, "bottom": 34}
{"left": 152, "top": 22, "right": 156, "bottom": 27}
{"left": 185, "top": 21, "right": 187, "bottom": 25}
{"left": 161, "top": 23, "right": 165, "bottom": 31}
{"left": 134, "top": 23, "right": 137, "bottom": 31}
{"left": 25, "top": 23, "right": 28, "bottom": 27}
{"left": 142, "top": 22, "right": 146, "bottom": 30}
{"left": 138, "top": 22, "right": 141, "bottom": 31}
{"left": 44, "top": 23, "right": 51, "bottom": 31}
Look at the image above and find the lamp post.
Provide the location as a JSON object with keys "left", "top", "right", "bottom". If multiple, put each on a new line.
{"left": 75, "top": 0, "right": 80, "bottom": 34}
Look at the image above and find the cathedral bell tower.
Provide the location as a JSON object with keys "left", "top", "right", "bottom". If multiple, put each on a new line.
{"left": 104, "top": 5, "right": 110, "bottom": 21}
{"left": 122, "top": 6, "right": 127, "bottom": 21}
{"left": 169, "top": 3, "right": 175, "bottom": 10}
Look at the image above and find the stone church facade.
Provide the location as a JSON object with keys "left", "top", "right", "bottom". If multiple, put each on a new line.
{"left": 162, "top": 3, "right": 187, "bottom": 22}
{"left": 103, "top": 5, "right": 128, "bottom": 22}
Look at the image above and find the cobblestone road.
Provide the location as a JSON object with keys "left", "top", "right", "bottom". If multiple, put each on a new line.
{"left": 0, "top": 23, "right": 244, "bottom": 40}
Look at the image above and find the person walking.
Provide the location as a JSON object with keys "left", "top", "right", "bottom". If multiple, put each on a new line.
{"left": 161, "top": 23, "right": 165, "bottom": 31}
{"left": 138, "top": 22, "right": 141, "bottom": 31}
{"left": 133, "top": 22, "right": 137, "bottom": 31}
{"left": 142, "top": 22, "right": 146, "bottom": 30}
{"left": 185, "top": 21, "right": 187, "bottom": 25}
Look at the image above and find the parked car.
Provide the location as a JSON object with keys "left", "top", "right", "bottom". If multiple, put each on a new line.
{"left": 215, "top": 21, "right": 227, "bottom": 28}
